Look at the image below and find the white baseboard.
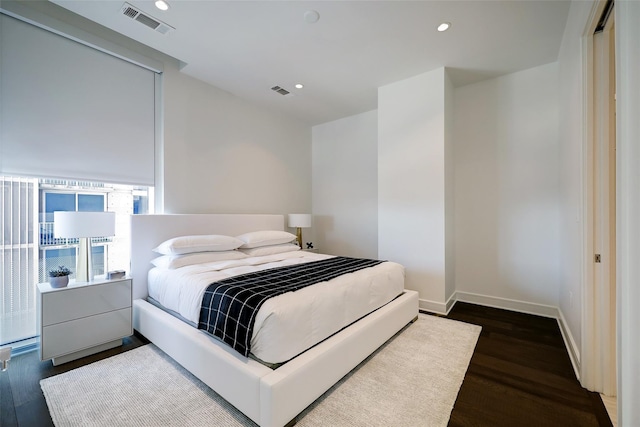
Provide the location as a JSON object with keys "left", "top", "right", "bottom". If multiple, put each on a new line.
{"left": 452, "top": 291, "right": 581, "bottom": 381}
{"left": 557, "top": 308, "right": 581, "bottom": 380}
{"left": 445, "top": 292, "right": 456, "bottom": 314}
{"left": 418, "top": 298, "right": 447, "bottom": 315}
{"left": 455, "top": 291, "right": 559, "bottom": 318}
{"left": 418, "top": 292, "right": 457, "bottom": 315}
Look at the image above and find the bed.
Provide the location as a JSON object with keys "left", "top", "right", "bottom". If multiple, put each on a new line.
{"left": 131, "top": 214, "right": 419, "bottom": 427}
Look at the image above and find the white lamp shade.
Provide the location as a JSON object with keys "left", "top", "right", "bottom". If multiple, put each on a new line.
{"left": 288, "top": 214, "right": 312, "bottom": 228}
{"left": 54, "top": 211, "right": 116, "bottom": 238}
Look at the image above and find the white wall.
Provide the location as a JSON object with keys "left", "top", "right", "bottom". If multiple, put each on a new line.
{"left": 378, "top": 67, "right": 451, "bottom": 311}
{"left": 616, "top": 1, "right": 640, "bottom": 423}
{"left": 454, "top": 62, "right": 561, "bottom": 309}
{"left": 163, "top": 66, "right": 311, "bottom": 215}
{"left": 311, "top": 110, "right": 378, "bottom": 258}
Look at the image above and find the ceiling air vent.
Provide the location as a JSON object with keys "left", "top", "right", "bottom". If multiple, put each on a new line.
{"left": 120, "top": 3, "right": 175, "bottom": 34}
{"left": 271, "top": 86, "right": 292, "bottom": 96}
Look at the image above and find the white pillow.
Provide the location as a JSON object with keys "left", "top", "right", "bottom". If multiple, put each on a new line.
{"left": 239, "top": 243, "right": 301, "bottom": 257}
{"left": 153, "top": 234, "right": 244, "bottom": 255}
{"left": 236, "top": 230, "right": 297, "bottom": 249}
{"left": 151, "top": 251, "right": 247, "bottom": 269}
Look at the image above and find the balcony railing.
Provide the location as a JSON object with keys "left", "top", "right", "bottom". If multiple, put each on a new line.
{"left": 40, "top": 178, "right": 106, "bottom": 189}
{"left": 39, "top": 222, "right": 113, "bottom": 247}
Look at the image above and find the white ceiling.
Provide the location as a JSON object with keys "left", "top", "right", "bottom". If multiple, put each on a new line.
{"left": 51, "top": 0, "right": 571, "bottom": 126}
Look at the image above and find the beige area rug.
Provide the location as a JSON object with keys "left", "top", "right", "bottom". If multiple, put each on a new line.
{"left": 41, "top": 314, "right": 481, "bottom": 427}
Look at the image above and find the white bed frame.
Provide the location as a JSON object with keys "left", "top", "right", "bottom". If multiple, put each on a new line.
{"left": 130, "top": 214, "right": 419, "bottom": 427}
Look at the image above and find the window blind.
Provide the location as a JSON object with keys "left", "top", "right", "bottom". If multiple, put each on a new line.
{"left": 0, "top": 14, "right": 156, "bottom": 186}
{"left": 0, "top": 176, "right": 37, "bottom": 346}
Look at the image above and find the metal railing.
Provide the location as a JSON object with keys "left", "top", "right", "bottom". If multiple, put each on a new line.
{"left": 39, "top": 179, "right": 106, "bottom": 189}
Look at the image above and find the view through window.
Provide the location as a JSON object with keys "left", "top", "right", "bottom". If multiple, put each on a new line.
{"left": 0, "top": 176, "right": 152, "bottom": 351}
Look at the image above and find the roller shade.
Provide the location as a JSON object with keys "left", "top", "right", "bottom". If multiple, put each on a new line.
{"left": 0, "top": 14, "right": 156, "bottom": 186}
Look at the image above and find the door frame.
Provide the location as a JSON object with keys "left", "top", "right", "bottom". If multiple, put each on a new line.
{"left": 581, "top": 0, "right": 617, "bottom": 395}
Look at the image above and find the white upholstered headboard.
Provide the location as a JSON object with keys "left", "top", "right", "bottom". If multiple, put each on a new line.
{"left": 130, "top": 214, "right": 284, "bottom": 300}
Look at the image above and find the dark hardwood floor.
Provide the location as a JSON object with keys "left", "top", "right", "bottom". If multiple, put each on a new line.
{"left": 1, "top": 303, "right": 612, "bottom": 426}
{"left": 447, "top": 303, "right": 612, "bottom": 427}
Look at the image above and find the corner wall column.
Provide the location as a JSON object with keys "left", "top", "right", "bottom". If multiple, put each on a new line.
{"left": 377, "top": 67, "right": 453, "bottom": 313}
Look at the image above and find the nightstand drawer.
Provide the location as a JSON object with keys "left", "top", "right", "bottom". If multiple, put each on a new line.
{"left": 41, "top": 280, "right": 131, "bottom": 326}
{"left": 41, "top": 307, "right": 132, "bottom": 360}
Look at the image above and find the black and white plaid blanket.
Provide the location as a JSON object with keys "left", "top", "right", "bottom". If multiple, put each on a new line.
{"left": 198, "top": 256, "right": 384, "bottom": 357}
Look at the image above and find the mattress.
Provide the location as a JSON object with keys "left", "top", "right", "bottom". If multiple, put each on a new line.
{"left": 148, "top": 250, "right": 404, "bottom": 364}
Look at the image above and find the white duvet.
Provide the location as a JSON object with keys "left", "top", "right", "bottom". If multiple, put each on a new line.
{"left": 148, "top": 251, "right": 405, "bottom": 364}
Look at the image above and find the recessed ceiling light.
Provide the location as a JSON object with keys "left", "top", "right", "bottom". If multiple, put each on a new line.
{"left": 304, "top": 10, "right": 320, "bottom": 24}
{"left": 155, "top": 0, "right": 170, "bottom": 11}
{"left": 295, "top": 83, "right": 304, "bottom": 89}
{"left": 437, "top": 22, "right": 451, "bottom": 32}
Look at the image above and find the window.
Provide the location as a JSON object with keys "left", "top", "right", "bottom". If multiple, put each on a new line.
{"left": 1, "top": 176, "right": 152, "bottom": 350}
{"left": 0, "top": 11, "right": 158, "bottom": 352}
{"left": 78, "top": 194, "right": 105, "bottom": 212}
{"left": 38, "top": 186, "right": 109, "bottom": 282}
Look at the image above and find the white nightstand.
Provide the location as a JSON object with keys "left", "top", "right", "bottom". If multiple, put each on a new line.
{"left": 37, "top": 277, "right": 132, "bottom": 366}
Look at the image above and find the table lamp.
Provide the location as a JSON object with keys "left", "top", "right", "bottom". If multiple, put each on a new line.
{"left": 287, "top": 214, "right": 311, "bottom": 248}
{"left": 54, "top": 211, "right": 116, "bottom": 282}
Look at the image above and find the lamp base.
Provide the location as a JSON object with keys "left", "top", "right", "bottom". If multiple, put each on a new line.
{"left": 296, "top": 227, "right": 303, "bottom": 248}
{"left": 76, "top": 237, "right": 93, "bottom": 282}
